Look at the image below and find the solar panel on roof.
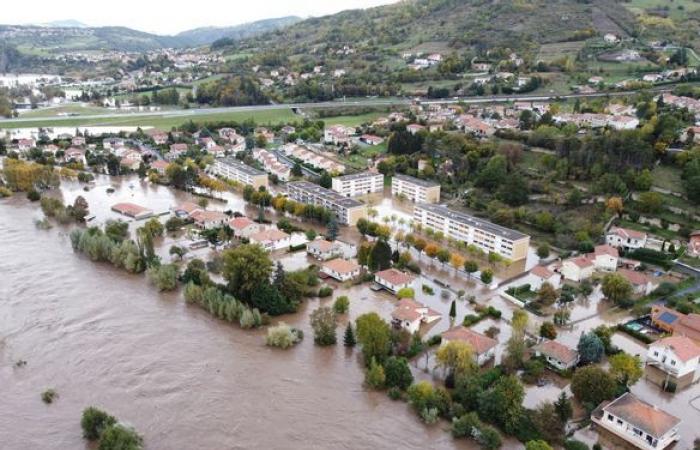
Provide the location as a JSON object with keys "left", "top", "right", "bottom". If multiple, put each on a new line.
{"left": 659, "top": 312, "right": 678, "bottom": 324}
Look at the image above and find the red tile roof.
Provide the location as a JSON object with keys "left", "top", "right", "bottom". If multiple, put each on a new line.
{"left": 532, "top": 340, "right": 578, "bottom": 365}
{"left": 441, "top": 326, "right": 497, "bottom": 354}
{"left": 229, "top": 216, "right": 255, "bottom": 230}
{"left": 595, "top": 244, "right": 619, "bottom": 258}
{"left": 375, "top": 268, "right": 415, "bottom": 286}
{"left": 609, "top": 227, "right": 646, "bottom": 240}
{"left": 322, "top": 258, "right": 360, "bottom": 275}
{"left": 569, "top": 256, "right": 594, "bottom": 268}
{"left": 617, "top": 268, "right": 649, "bottom": 286}
{"left": 531, "top": 265, "right": 554, "bottom": 279}
{"left": 652, "top": 336, "right": 700, "bottom": 362}
{"left": 250, "top": 228, "right": 289, "bottom": 243}
{"left": 601, "top": 393, "right": 680, "bottom": 438}
{"left": 111, "top": 202, "right": 152, "bottom": 217}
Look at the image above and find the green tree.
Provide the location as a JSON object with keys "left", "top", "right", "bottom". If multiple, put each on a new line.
{"left": 310, "top": 306, "right": 337, "bottom": 346}
{"left": 384, "top": 356, "right": 414, "bottom": 390}
{"left": 532, "top": 402, "right": 565, "bottom": 446}
{"left": 571, "top": 366, "right": 616, "bottom": 407}
{"left": 326, "top": 217, "right": 339, "bottom": 241}
{"left": 601, "top": 273, "right": 633, "bottom": 305}
{"left": 81, "top": 407, "right": 116, "bottom": 441}
{"left": 477, "top": 375, "right": 524, "bottom": 434}
{"left": 609, "top": 352, "right": 643, "bottom": 387}
{"left": 142, "top": 217, "right": 164, "bottom": 238}
{"left": 169, "top": 245, "right": 187, "bottom": 260}
{"left": 365, "top": 357, "right": 386, "bottom": 389}
{"left": 536, "top": 282, "right": 558, "bottom": 308}
{"left": 436, "top": 341, "right": 476, "bottom": 378}
{"left": 146, "top": 264, "right": 179, "bottom": 291}
{"left": 343, "top": 322, "right": 357, "bottom": 347}
{"left": 539, "top": 321, "right": 557, "bottom": 339}
{"left": 449, "top": 300, "right": 456, "bottom": 319}
{"left": 333, "top": 295, "right": 350, "bottom": 314}
{"left": 554, "top": 391, "right": 573, "bottom": 423}
{"left": 477, "top": 155, "right": 508, "bottom": 191}
{"left": 369, "top": 240, "right": 392, "bottom": 271}
{"left": 577, "top": 332, "right": 605, "bottom": 364}
{"left": 98, "top": 425, "right": 143, "bottom": 450}
{"left": 222, "top": 244, "right": 273, "bottom": 300}
{"left": 480, "top": 269, "right": 493, "bottom": 284}
{"left": 536, "top": 244, "right": 550, "bottom": 259}
{"left": 319, "top": 171, "right": 332, "bottom": 189}
{"left": 355, "top": 312, "right": 392, "bottom": 365}
{"left": 526, "top": 440, "right": 553, "bottom": 450}
{"left": 464, "top": 260, "right": 478, "bottom": 278}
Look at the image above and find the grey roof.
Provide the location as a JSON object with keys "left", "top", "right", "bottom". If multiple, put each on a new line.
{"left": 393, "top": 173, "right": 440, "bottom": 188}
{"left": 415, "top": 203, "right": 529, "bottom": 242}
{"left": 217, "top": 157, "right": 266, "bottom": 177}
{"left": 288, "top": 181, "right": 364, "bottom": 208}
{"left": 335, "top": 171, "right": 384, "bottom": 182}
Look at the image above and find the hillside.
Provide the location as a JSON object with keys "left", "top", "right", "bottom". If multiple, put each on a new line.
{"left": 227, "top": 0, "right": 640, "bottom": 56}
{"left": 0, "top": 17, "right": 301, "bottom": 53}
{"left": 176, "top": 16, "right": 301, "bottom": 47}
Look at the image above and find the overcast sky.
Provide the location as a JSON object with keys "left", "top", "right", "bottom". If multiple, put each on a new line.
{"left": 3, "top": 0, "right": 399, "bottom": 35}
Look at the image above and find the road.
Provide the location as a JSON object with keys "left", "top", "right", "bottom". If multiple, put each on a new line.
{"left": 0, "top": 88, "right": 673, "bottom": 127}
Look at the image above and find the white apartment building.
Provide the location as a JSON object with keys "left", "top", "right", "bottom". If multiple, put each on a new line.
{"left": 392, "top": 174, "right": 441, "bottom": 203}
{"left": 252, "top": 148, "right": 291, "bottom": 181}
{"left": 331, "top": 171, "right": 384, "bottom": 197}
{"left": 210, "top": 157, "right": 268, "bottom": 189}
{"left": 413, "top": 203, "right": 530, "bottom": 261}
{"left": 287, "top": 181, "right": 367, "bottom": 226}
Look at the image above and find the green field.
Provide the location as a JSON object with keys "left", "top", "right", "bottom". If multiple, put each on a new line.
{"left": 537, "top": 41, "right": 586, "bottom": 63}
{"left": 0, "top": 107, "right": 385, "bottom": 131}
{"left": 19, "top": 104, "right": 113, "bottom": 118}
{"left": 651, "top": 165, "right": 684, "bottom": 194}
{"left": 624, "top": 0, "right": 700, "bottom": 21}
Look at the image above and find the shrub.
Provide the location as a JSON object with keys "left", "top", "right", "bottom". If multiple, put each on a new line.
{"left": 41, "top": 389, "right": 58, "bottom": 404}
{"left": 333, "top": 296, "right": 350, "bottom": 314}
{"left": 98, "top": 424, "right": 143, "bottom": 450}
{"left": 310, "top": 306, "right": 337, "bottom": 345}
{"left": 365, "top": 358, "right": 386, "bottom": 389}
{"left": 564, "top": 439, "right": 590, "bottom": 450}
{"left": 27, "top": 190, "right": 40, "bottom": 201}
{"left": 146, "top": 264, "right": 179, "bottom": 291}
{"left": 427, "top": 335, "right": 442, "bottom": 346}
{"left": 0, "top": 186, "right": 12, "bottom": 197}
{"left": 422, "top": 284, "right": 435, "bottom": 295}
{"left": 318, "top": 286, "right": 333, "bottom": 298}
{"left": 81, "top": 407, "right": 117, "bottom": 441}
{"left": 384, "top": 356, "right": 414, "bottom": 390}
{"left": 265, "top": 322, "right": 302, "bottom": 349}
{"left": 387, "top": 386, "right": 403, "bottom": 400}
{"left": 420, "top": 407, "right": 439, "bottom": 424}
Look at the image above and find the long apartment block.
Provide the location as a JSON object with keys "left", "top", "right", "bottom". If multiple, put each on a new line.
{"left": 391, "top": 174, "right": 440, "bottom": 203}
{"left": 331, "top": 171, "right": 384, "bottom": 197}
{"left": 413, "top": 203, "right": 530, "bottom": 261}
{"left": 211, "top": 157, "right": 268, "bottom": 189}
{"left": 287, "top": 181, "right": 367, "bottom": 226}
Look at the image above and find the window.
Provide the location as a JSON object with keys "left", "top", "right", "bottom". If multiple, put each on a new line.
{"left": 617, "top": 419, "right": 623, "bottom": 426}
{"left": 671, "top": 360, "right": 676, "bottom": 366}
{"left": 607, "top": 414, "right": 614, "bottom": 422}
{"left": 654, "top": 351, "right": 659, "bottom": 357}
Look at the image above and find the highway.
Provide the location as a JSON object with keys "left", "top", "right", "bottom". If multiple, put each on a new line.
{"left": 0, "top": 88, "right": 672, "bottom": 127}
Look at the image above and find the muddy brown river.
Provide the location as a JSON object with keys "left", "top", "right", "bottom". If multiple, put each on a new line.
{"left": 0, "top": 191, "right": 475, "bottom": 449}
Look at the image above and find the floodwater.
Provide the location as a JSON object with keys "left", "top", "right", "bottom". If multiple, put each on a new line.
{"left": 0, "top": 180, "right": 480, "bottom": 449}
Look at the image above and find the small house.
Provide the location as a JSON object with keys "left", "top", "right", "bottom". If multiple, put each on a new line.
{"left": 321, "top": 258, "right": 361, "bottom": 282}
{"left": 532, "top": 340, "right": 579, "bottom": 371}
{"left": 374, "top": 268, "right": 415, "bottom": 294}
{"left": 441, "top": 326, "right": 497, "bottom": 366}
{"left": 248, "top": 228, "right": 290, "bottom": 251}
{"left": 306, "top": 239, "right": 342, "bottom": 260}
{"left": 647, "top": 336, "right": 700, "bottom": 386}
{"left": 391, "top": 298, "right": 441, "bottom": 334}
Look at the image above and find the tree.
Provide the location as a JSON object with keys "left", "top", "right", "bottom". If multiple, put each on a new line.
{"left": 319, "top": 171, "right": 332, "bottom": 189}
{"left": 497, "top": 172, "right": 529, "bottom": 206}
{"left": 333, "top": 295, "right": 350, "bottom": 314}
{"left": 512, "top": 309, "right": 529, "bottom": 333}
{"left": 147, "top": 264, "right": 179, "bottom": 291}
{"left": 343, "top": 323, "right": 356, "bottom": 347}
{"left": 98, "top": 424, "right": 143, "bottom": 450}
{"left": 571, "top": 366, "right": 616, "bottom": 406}
{"left": 601, "top": 273, "right": 632, "bottom": 306}
{"left": 464, "top": 260, "right": 478, "bottom": 278}
{"left": 578, "top": 332, "right": 605, "bottom": 364}
{"left": 536, "top": 282, "right": 558, "bottom": 308}
{"left": 104, "top": 220, "right": 129, "bottom": 242}
{"left": 477, "top": 375, "right": 524, "bottom": 434}
{"left": 142, "top": 217, "right": 164, "bottom": 238}
{"left": 169, "top": 245, "right": 187, "bottom": 260}
{"left": 384, "top": 356, "right": 414, "bottom": 390}
{"left": 368, "top": 240, "right": 392, "bottom": 271}
{"left": 532, "top": 402, "right": 565, "bottom": 446}
{"left": 539, "top": 321, "right": 557, "bottom": 340}
{"left": 436, "top": 341, "right": 476, "bottom": 378}
{"left": 605, "top": 196, "right": 624, "bottom": 217}
{"left": 365, "top": 357, "right": 385, "bottom": 389}
{"left": 477, "top": 155, "right": 508, "bottom": 191}
{"left": 526, "top": 441, "right": 553, "bottom": 450}
{"left": 310, "top": 306, "right": 337, "bottom": 345}
{"left": 450, "top": 253, "right": 465, "bottom": 272}
{"left": 222, "top": 244, "right": 273, "bottom": 300}
{"left": 449, "top": 300, "right": 456, "bottom": 320}
{"left": 326, "top": 217, "right": 339, "bottom": 241}
{"left": 397, "top": 287, "right": 415, "bottom": 299}
{"left": 480, "top": 269, "right": 493, "bottom": 285}
{"left": 536, "top": 244, "right": 550, "bottom": 259}
{"left": 554, "top": 391, "right": 573, "bottom": 423}
{"left": 81, "top": 407, "right": 117, "bottom": 441}
{"left": 609, "top": 352, "right": 643, "bottom": 387}
{"left": 355, "top": 313, "right": 392, "bottom": 365}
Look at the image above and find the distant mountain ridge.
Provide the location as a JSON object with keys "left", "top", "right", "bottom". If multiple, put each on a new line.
{"left": 0, "top": 16, "right": 301, "bottom": 53}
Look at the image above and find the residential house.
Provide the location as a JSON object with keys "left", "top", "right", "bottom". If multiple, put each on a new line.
{"left": 406, "top": 124, "right": 425, "bottom": 135}
{"left": 360, "top": 134, "right": 384, "bottom": 146}
{"left": 64, "top": 147, "right": 87, "bottom": 166}
{"left": 618, "top": 268, "right": 656, "bottom": 296}
{"left": 532, "top": 340, "right": 579, "bottom": 371}
{"left": 190, "top": 210, "right": 228, "bottom": 230}
{"left": 248, "top": 228, "right": 291, "bottom": 251}
{"left": 168, "top": 143, "right": 188, "bottom": 160}
{"left": 606, "top": 227, "right": 647, "bottom": 250}
{"left": 647, "top": 336, "right": 700, "bottom": 387}
{"left": 229, "top": 216, "right": 261, "bottom": 239}
{"left": 321, "top": 258, "right": 361, "bottom": 282}
{"left": 561, "top": 256, "right": 594, "bottom": 282}
{"left": 687, "top": 230, "right": 700, "bottom": 257}
{"left": 111, "top": 202, "right": 153, "bottom": 220}
{"left": 391, "top": 298, "right": 441, "bottom": 334}
{"left": 151, "top": 159, "right": 169, "bottom": 175}
{"left": 324, "top": 125, "right": 353, "bottom": 146}
{"left": 17, "top": 138, "right": 36, "bottom": 152}
{"left": 374, "top": 268, "right": 415, "bottom": 294}
{"left": 171, "top": 202, "right": 202, "bottom": 218}
{"left": 71, "top": 136, "right": 86, "bottom": 146}
{"left": 593, "top": 245, "right": 619, "bottom": 271}
{"left": 306, "top": 239, "right": 342, "bottom": 260}
{"left": 651, "top": 305, "right": 700, "bottom": 343}
{"left": 441, "top": 326, "right": 497, "bottom": 366}
{"left": 591, "top": 392, "right": 680, "bottom": 450}
{"left": 527, "top": 265, "right": 562, "bottom": 290}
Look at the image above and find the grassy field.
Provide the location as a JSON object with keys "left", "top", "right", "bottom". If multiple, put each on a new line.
{"left": 623, "top": 0, "right": 700, "bottom": 20}
{"left": 0, "top": 107, "right": 386, "bottom": 131}
{"left": 651, "top": 165, "right": 684, "bottom": 194}
{"left": 537, "top": 41, "right": 586, "bottom": 63}
{"left": 18, "top": 104, "right": 112, "bottom": 118}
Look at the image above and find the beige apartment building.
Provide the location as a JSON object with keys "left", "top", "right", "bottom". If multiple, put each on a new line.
{"left": 287, "top": 181, "right": 367, "bottom": 226}
{"left": 392, "top": 174, "right": 440, "bottom": 203}
{"left": 211, "top": 157, "right": 269, "bottom": 189}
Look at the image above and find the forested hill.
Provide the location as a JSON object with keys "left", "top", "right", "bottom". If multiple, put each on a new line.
{"left": 222, "top": 0, "right": 699, "bottom": 57}
{"left": 176, "top": 16, "right": 302, "bottom": 48}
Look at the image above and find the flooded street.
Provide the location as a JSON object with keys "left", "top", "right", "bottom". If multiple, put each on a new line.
{"left": 0, "top": 184, "right": 478, "bottom": 449}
